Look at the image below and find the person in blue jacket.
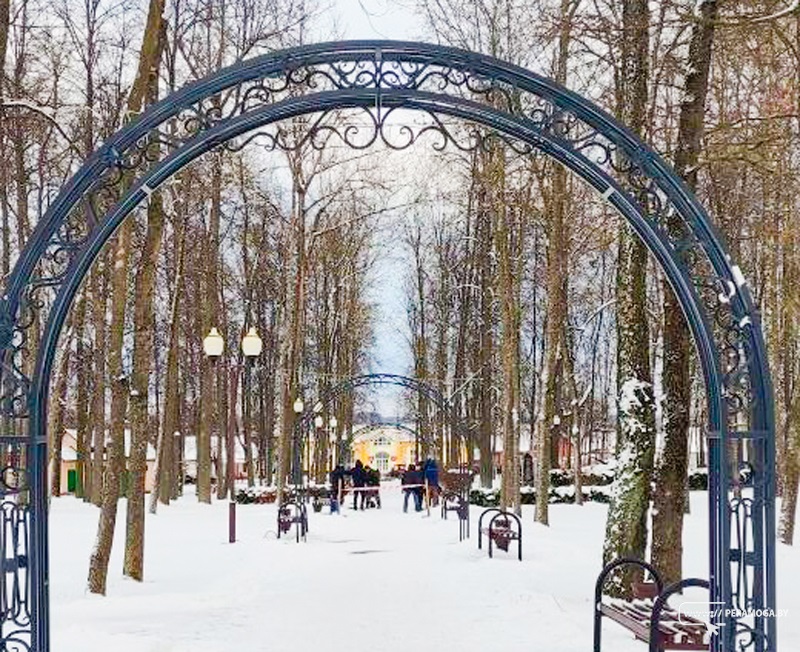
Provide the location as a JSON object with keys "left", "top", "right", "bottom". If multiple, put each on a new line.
{"left": 422, "top": 458, "right": 440, "bottom": 506}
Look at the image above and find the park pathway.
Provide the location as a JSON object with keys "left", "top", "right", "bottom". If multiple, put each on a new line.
{"left": 47, "top": 483, "right": 756, "bottom": 652}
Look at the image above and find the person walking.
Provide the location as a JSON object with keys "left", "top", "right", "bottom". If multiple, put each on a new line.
{"left": 329, "top": 464, "right": 346, "bottom": 514}
{"left": 402, "top": 465, "right": 423, "bottom": 512}
{"left": 350, "top": 460, "right": 367, "bottom": 510}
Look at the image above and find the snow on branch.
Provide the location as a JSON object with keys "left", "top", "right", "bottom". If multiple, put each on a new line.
{"left": 697, "top": 0, "right": 800, "bottom": 26}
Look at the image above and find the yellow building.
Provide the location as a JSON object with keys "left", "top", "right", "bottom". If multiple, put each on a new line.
{"left": 351, "top": 425, "right": 416, "bottom": 474}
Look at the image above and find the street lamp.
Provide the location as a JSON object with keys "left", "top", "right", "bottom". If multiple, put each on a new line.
{"left": 203, "top": 326, "right": 266, "bottom": 497}
{"left": 329, "top": 415, "right": 339, "bottom": 466}
{"left": 203, "top": 327, "right": 224, "bottom": 358}
{"left": 203, "top": 326, "right": 229, "bottom": 536}
{"left": 292, "top": 397, "right": 304, "bottom": 486}
{"left": 241, "top": 327, "right": 263, "bottom": 357}
{"left": 241, "top": 327, "right": 263, "bottom": 487}
{"left": 311, "top": 414, "right": 323, "bottom": 482}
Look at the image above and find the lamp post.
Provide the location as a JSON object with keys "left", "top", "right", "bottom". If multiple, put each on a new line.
{"left": 241, "top": 327, "right": 263, "bottom": 488}
{"left": 202, "top": 328, "right": 224, "bottom": 498}
{"left": 292, "top": 397, "right": 304, "bottom": 486}
{"left": 203, "top": 326, "right": 264, "bottom": 498}
{"left": 314, "top": 414, "right": 324, "bottom": 481}
{"left": 330, "top": 415, "right": 339, "bottom": 467}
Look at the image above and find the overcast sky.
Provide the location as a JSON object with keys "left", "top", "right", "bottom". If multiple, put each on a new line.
{"left": 330, "top": 0, "right": 424, "bottom": 41}
{"left": 324, "top": 1, "right": 429, "bottom": 416}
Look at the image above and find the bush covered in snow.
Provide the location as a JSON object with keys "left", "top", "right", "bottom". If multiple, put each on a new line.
{"left": 469, "top": 484, "right": 612, "bottom": 506}
{"left": 235, "top": 487, "right": 278, "bottom": 504}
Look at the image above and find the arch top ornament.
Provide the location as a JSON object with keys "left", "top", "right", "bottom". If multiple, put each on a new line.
{"left": 0, "top": 41, "right": 775, "bottom": 652}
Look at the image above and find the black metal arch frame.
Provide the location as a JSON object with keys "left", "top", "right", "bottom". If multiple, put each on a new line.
{"left": 0, "top": 41, "right": 776, "bottom": 652}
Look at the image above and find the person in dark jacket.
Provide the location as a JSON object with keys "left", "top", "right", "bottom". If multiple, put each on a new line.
{"left": 367, "top": 466, "right": 381, "bottom": 509}
{"left": 329, "top": 464, "right": 347, "bottom": 513}
{"left": 350, "top": 460, "right": 367, "bottom": 510}
{"left": 422, "top": 458, "right": 440, "bottom": 506}
{"left": 402, "top": 465, "right": 423, "bottom": 512}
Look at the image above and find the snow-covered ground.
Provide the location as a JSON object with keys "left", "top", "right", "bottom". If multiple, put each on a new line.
{"left": 50, "top": 482, "right": 800, "bottom": 651}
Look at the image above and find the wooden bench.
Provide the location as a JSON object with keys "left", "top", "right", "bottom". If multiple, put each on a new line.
{"left": 594, "top": 557, "right": 711, "bottom": 652}
{"left": 277, "top": 501, "right": 307, "bottom": 542}
{"left": 440, "top": 491, "right": 470, "bottom": 541}
{"left": 478, "top": 508, "right": 522, "bottom": 561}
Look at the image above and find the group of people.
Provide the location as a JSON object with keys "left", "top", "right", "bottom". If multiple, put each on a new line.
{"left": 327, "top": 457, "right": 440, "bottom": 513}
{"left": 401, "top": 458, "right": 439, "bottom": 513}
{"left": 330, "top": 460, "right": 382, "bottom": 511}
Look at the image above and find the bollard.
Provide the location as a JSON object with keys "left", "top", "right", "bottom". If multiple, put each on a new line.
{"left": 228, "top": 501, "right": 236, "bottom": 543}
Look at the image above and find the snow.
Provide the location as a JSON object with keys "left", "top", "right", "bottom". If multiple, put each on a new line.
{"left": 731, "top": 265, "right": 746, "bottom": 288}
{"left": 49, "top": 484, "right": 800, "bottom": 651}
{"left": 618, "top": 378, "right": 650, "bottom": 415}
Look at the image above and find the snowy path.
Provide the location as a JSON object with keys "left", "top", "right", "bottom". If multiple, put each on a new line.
{"left": 50, "top": 483, "right": 799, "bottom": 651}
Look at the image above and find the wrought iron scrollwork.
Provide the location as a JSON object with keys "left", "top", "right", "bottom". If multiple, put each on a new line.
{"left": 0, "top": 500, "right": 30, "bottom": 652}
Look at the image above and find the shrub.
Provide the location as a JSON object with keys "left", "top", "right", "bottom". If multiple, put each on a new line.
{"left": 688, "top": 468, "right": 708, "bottom": 490}
{"left": 235, "top": 486, "right": 277, "bottom": 504}
{"left": 469, "top": 484, "right": 613, "bottom": 506}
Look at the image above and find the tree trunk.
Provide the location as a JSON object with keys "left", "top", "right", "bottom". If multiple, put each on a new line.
{"left": 49, "top": 342, "right": 72, "bottom": 497}
{"left": 652, "top": 0, "right": 717, "bottom": 585}
{"left": 198, "top": 150, "right": 223, "bottom": 504}
{"left": 88, "top": 0, "right": 165, "bottom": 593}
{"left": 602, "top": 0, "right": 656, "bottom": 597}
{"left": 87, "top": 222, "right": 131, "bottom": 595}
{"left": 780, "top": 414, "right": 799, "bottom": 544}
{"left": 70, "top": 295, "right": 89, "bottom": 498}
{"left": 277, "top": 159, "right": 307, "bottom": 503}
{"left": 535, "top": 0, "right": 575, "bottom": 523}
{"left": 153, "top": 210, "right": 185, "bottom": 509}
{"left": 124, "top": 192, "right": 165, "bottom": 580}
{"left": 476, "top": 162, "right": 495, "bottom": 489}
{"left": 90, "top": 258, "right": 109, "bottom": 506}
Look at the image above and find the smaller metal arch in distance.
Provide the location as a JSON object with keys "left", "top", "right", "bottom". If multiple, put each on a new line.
{"left": 350, "top": 422, "right": 418, "bottom": 442}
{"left": 299, "top": 373, "right": 453, "bottom": 430}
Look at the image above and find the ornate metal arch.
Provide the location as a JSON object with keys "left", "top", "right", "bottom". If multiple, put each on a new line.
{"left": 0, "top": 41, "right": 775, "bottom": 652}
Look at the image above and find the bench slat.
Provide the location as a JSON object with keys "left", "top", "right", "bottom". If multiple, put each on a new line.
{"left": 599, "top": 602, "right": 708, "bottom": 650}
